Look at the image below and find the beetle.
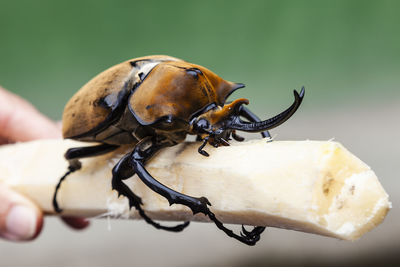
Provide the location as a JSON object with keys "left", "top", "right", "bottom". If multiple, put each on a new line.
{"left": 53, "top": 55, "right": 305, "bottom": 246}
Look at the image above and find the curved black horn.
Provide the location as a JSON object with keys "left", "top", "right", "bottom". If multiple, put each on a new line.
{"left": 228, "top": 87, "right": 305, "bottom": 132}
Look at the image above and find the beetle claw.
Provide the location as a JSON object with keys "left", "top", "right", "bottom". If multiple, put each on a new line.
{"left": 232, "top": 130, "right": 245, "bottom": 141}
{"left": 198, "top": 136, "right": 210, "bottom": 157}
{"left": 199, "top": 149, "right": 209, "bottom": 157}
{"left": 241, "top": 225, "right": 251, "bottom": 236}
{"left": 206, "top": 209, "right": 265, "bottom": 245}
{"left": 237, "top": 225, "right": 265, "bottom": 244}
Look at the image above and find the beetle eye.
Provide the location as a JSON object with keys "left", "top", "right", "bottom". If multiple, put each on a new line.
{"left": 186, "top": 68, "right": 203, "bottom": 79}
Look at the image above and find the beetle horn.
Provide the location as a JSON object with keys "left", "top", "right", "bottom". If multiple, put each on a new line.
{"left": 216, "top": 81, "right": 246, "bottom": 104}
{"left": 228, "top": 87, "right": 305, "bottom": 132}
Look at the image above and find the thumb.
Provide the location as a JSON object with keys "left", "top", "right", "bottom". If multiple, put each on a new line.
{"left": 0, "top": 183, "right": 43, "bottom": 241}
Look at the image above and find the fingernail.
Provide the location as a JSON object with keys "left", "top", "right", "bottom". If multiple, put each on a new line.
{"left": 5, "top": 205, "right": 37, "bottom": 241}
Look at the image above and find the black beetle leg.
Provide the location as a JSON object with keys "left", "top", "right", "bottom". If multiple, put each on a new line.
{"left": 232, "top": 130, "right": 245, "bottom": 141}
{"left": 111, "top": 152, "right": 190, "bottom": 232}
{"left": 64, "top": 143, "right": 119, "bottom": 159}
{"left": 239, "top": 106, "right": 271, "bottom": 139}
{"left": 53, "top": 164, "right": 79, "bottom": 213}
{"left": 132, "top": 138, "right": 265, "bottom": 246}
{"left": 198, "top": 136, "right": 210, "bottom": 157}
{"left": 53, "top": 143, "right": 120, "bottom": 213}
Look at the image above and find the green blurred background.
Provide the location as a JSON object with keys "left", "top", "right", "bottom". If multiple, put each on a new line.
{"left": 0, "top": 0, "right": 399, "bottom": 266}
{"left": 1, "top": 0, "right": 399, "bottom": 118}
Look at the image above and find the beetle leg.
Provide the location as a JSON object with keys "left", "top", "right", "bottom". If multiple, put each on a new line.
{"left": 198, "top": 136, "right": 210, "bottom": 157}
{"left": 53, "top": 143, "right": 119, "bottom": 213}
{"left": 132, "top": 139, "right": 266, "bottom": 246}
{"left": 64, "top": 143, "right": 119, "bottom": 159}
{"left": 111, "top": 152, "right": 190, "bottom": 232}
{"left": 232, "top": 130, "right": 245, "bottom": 141}
{"left": 53, "top": 164, "right": 79, "bottom": 213}
{"left": 239, "top": 106, "right": 271, "bottom": 138}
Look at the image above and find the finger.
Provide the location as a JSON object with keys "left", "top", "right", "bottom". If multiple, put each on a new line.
{"left": 0, "top": 88, "right": 89, "bottom": 232}
{"left": 0, "top": 87, "right": 61, "bottom": 142}
{"left": 0, "top": 183, "right": 43, "bottom": 241}
{"left": 61, "top": 217, "right": 90, "bottom": 230}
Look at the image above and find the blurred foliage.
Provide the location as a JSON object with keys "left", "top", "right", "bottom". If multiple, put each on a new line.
{"left": 0, "top": 0, "right": 399, "bottom": 119}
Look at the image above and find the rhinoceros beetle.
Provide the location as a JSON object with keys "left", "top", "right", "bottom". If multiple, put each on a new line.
{"left": 53, "top": 55, "right": 305, "bottom": 246}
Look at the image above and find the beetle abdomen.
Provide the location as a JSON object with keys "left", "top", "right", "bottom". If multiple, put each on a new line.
{"left": 62, "top": 62, "right": 135, "bottom": 139}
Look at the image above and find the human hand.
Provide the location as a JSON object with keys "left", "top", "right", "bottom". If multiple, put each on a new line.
{"left": 0, "top": 86, "right": 89, "bottom": 241}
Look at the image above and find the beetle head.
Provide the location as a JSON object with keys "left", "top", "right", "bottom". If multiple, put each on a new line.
{"left": 190, "top": 87, "right": 305, "bottom": 147}
{"left": 190, "top": 98, "right": 249, "bottom": 146}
